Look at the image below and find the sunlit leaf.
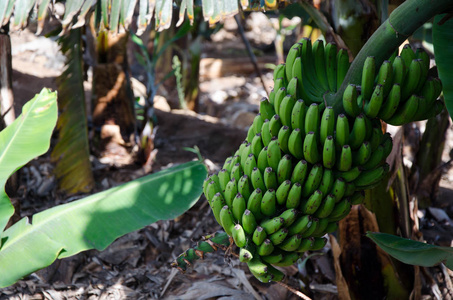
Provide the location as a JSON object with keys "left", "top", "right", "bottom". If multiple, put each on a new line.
{"left": 0, "top": 160, "right": 207, "bottom": 288}
{"left": 367, "top": 232, "right": 453, "bottom": 270}
{"left": 0, "top": 89, "right": 58, "bottom": 232}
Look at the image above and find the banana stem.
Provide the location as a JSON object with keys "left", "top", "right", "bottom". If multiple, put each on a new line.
{"left": 328, "top": 0, "right": 453, "bottom": 112}
{"left": 172, "top": 231, "right": 231, "bottom": 271}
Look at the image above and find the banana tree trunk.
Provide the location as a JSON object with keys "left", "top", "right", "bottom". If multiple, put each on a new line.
{"left": 0, "top": 25, "right": 14, "bottom": 128}
{"left": 92, "top": 30, "right": 136, "bottom": 153}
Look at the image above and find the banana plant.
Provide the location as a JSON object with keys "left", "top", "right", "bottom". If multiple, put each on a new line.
{"left": 0, "top": 89, "right": 208, "bottom": 288}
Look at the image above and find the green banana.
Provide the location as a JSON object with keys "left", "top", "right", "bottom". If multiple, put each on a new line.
{"left": 319, "top": 168, "right": 334, "bottom": 196}
{"left": 238, "top": 175, "right": 252, "bottom": 200}
{"left": 261, "top": 189, "right": 277, "bottom": 216}
{"left": 349, "top": 114, "right": 367, "bottom": 150}
{"left": 247, "top": 255, "right": 269, "bottom": 277}
{"left": 288, "top": 214, "right": 312, "bottom": 235}
{"left": 252, "top": 114, "right": 264, "bottom": 142}
{"left": 259, "top": 97, "right": 275, "bottom": 121}
{"left": 286, "top": 182, "right": 302, "bottom": 209}
{"left": 361, "top": 56, "right": 376, "bottom": 100}
{"left": 260, "top": 216, "right": 285, "bottom": 235}
{"left": 253, "top": 226, "right": 267, "bottom": 246}
{"left": 302, "top": 163, "right": 323, "bottom": 197}
{"left": 274, "top": 87, "right": 287, "bottom": 115}
{"left": 261, "top": 120, "right": 272, "bottom": 147}
{"left": 310, "top": 237, "right": 328, "bottom": 251}
{"left": 401, "top": 59, "right": 422, "bottom": 100}
{"left": 312, "top": 39, "right": 329, "bottom": 90}
{"left": 378, "top": 57, "right": 396, "bottom": 90}
{"left": 291, "top": 160, "right": 309, "bottom": 184}
{"left": 247, "top": 188, "right": 263, "bottom": 220}
{"left": 272, "top": 251, "right": 300, "bottom": 267}
{"left": 264, "top": 167, "right": 278, "bottom": 190}
{"left": 277, "top": 125, "right": 291, "bottom": 153}
{"left": 246, "top": 126, "right": 256, "bottom": 145}
{"left": 385, "top": 94, "right": 419, "bottom": 126}
{"left": 303, "top": 131, "right": 321, "bottom": 164}
{"left": 364, "top": 84, "right": 384, "bottom": 119}
{"left": 322, "top": 135, "right": 336, "bottom": 169}
{"left": 392, "top": 56, "right": 406, "bottom": 86}
{"left": 232, "top": 192, "right": 246, "bottom": 221}
{"left": 291, "top": 99, "right": 307, "bottom": 132}
{"left": 206, "top": 180, "right": 220, "bottom": 203}
{"left": 258, "top": 238, "right": 275, "bottom": 256}
{"left": 285, "top": 44, "right": 301, "bottom": 81}
{"left": 311, "top": 218, "right": 329, "bottom": 237}
{"left": 337, "top": 48, "right": 350, "bottom": 91}
{"left": 267, "top": 138, "right": 282, "bottom": 171}
{"left": 240, "top": 143, "right": 252, "bottom": 167}
{"left": 296, "top": 237, "right": 314, "bottom": 252}
{"left": 400, "top": 44, "right": 415, "bottom": 76}
{"left": 315, "top": 193, "right": 336, "bottom": 219}
{"left": 330, "top": 177, "right": 346, "bottom": 202}
{"left": 354, "top": 141, "right": 372, "bottom": 166}
{"left": 242, "top": 209, "right": 258, "bottom": 235}
{"left": 251, "top": 167, "right": 266, "bottom": 191}
{"left": 279, "top": 234, "right": 303, "bottom": 252}
{"left": 300, "top": 218, "right": 319, "bottom": 238}
{"left": 369, "top": 120, "right": 383, "bottom": 152}
{"left": 269, "top": 228, "right": 289, "bottom": 245}
{"left": 286, "top": 77, "right": 300, "bottom": 101}
{"left": 328, "top": 198, "right": 352, "bottom": 222}
{"left": 344, "top": 181, "right": 356, "bottom": 197}
{"left": 279, "top": 93, "right": 297, "bottom": 128}
{"left": 251, "top": 134, "right": 264, "bottom": 160}
{"left": 343, "top": 84, "right": 360, "bottom": 117}
{"left": 257, "top": 146, "right": 269, "bottom": 173}
{"left": 222, "top": 156, "right": 234, "bottom": 174}
{"left": 232, "top": 224, "right": 247, "bottom": 248}
{"left": 324, "top": 222, "right": 339, "bottom": 234}
{"left": 278, "top": 208, "right": 298, "bottom": 227}
{"left": 376, "top": 60, "right": 394, "bottom": 97}
{"left": 335, "top": 166, "right": 362, "bottom": 182}
{"left": 337, "top": 145, "right": 353, "bottom": 172}
{"left": 273, "top": 63, "right": 286, "bottom": 82}
{"left": 325, "top": 42, "right": 338, "bottom": 92}
{"left": 335, "top": 113, "right": 350, "bottom": 147}
{"left": 277, "top": 154, "right": 292, "bottom": 184}
{"left": 218, "top": 169, "right": 231, "bottom": 193}
{"left": 266, "top": 262, "right": 286, "bottom": 282}
{"left": 320, "top": 106, "right": 335, "bottom": 144}
{"left": 239, "top": 246, "right": 254, "bottom": 263}
{"left": 219, "top": 205, "right": 235, "bottom": 236}
{"left": 276, "top": 180, "right": 292, "bottom": 205}
{"left": 269, "top": 114, "right": 282, "bottom": 138}
{"left": 301, "top": 190, "right": 323, "bottom": 215}
{"left": 261, "top": 252, "right": 284, "bottom": 265}
{"left": 354, "top": 163, "right": 390, "bottom": 187}
{"left": 243, "top": 154, "right": 257, "bottom": 178}
{"left": 211, "top": 192, "right": 226, "bottom": 225}
{"left": 379, "top": 83, "right": 401, "bottom": 120}
{"left": 224, "top": 178, "right": 238, "bottom": 207}
{"left": 305, "top": 103, "right": 320, "bottom": 136}
{"left": 288, "top": 128, "right": 304, "bottom": 160}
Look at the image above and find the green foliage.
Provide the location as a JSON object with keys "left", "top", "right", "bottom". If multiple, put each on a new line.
{"left": 0, "top": 90, "right": 207, "bottom": 288}
{"left": 0, "top": 89, "right": 58, "bottom": 232}
{"left": 367, "top": 232, "right": 453, "bottom": 269}
{"left": 433, "top": 14, "right": 453, "bottom": 119}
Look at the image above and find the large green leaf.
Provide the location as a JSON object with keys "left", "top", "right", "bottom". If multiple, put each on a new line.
{"left": 433, "top": 14, "right": 453, "bottom": 119}
{"left": 367, "top": 232, "right": 453, "bottom": 270}
{"left": 0, "top": 160, "right": 207, "bottom": 288}
{"left": 51, "top": 27, "right": 94, "bottom": 194}
{"left": 0, "top": 89, "right": 58, "bottom": 232}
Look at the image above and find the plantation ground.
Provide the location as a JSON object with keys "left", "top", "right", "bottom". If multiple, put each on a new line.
{"left": 2, "top": 17, "right": 453, "bottom": 299}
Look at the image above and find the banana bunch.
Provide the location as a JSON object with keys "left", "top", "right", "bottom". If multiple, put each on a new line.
{"left": 343, "top": 45, "right": 444, "bottom": 125}
{"left": 201, "top": 39, "right": 443, "bottom": 283}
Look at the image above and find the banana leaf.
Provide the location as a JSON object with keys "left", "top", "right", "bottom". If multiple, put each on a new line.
{"left": 367, "top": 232, "right": 453, "bottom": 270}
{"left": 433, "top": 14, "right": 453, "bottom": 119}
{"left": 2, "top": 0, "right": 290, "bottom": 34}
{"left": 51, "top": 27, "right": 94, "bottom": 194}
{"left": 0, "top": 160, "right": 207, "bottom": 288}
{"left": 0, "top": 89, "right": 58, "bottom": 232}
